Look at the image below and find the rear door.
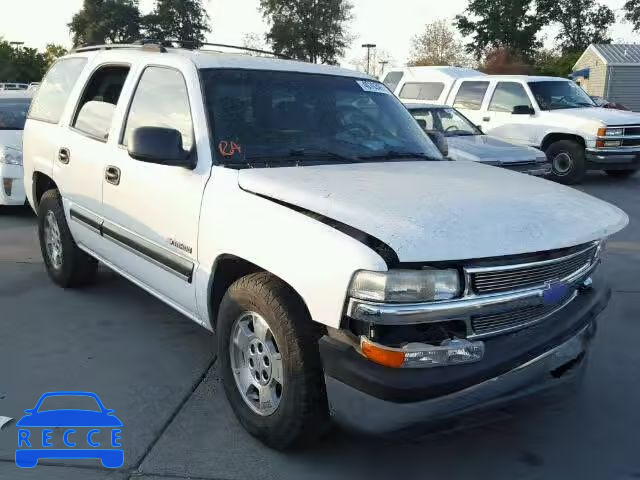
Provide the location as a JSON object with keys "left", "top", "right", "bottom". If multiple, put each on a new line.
{"left": 54, "top": 63, "right": 133, "bottom": 250}
{"left": 99, "top": 60, "right": 212, "bottom": 318}
{"left": 449, "top": 80, "right": 491, "bottom": 127}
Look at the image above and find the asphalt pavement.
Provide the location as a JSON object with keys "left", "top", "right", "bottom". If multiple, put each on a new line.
{"left": 0, "top": 172, "right": 639, "bottom": 480}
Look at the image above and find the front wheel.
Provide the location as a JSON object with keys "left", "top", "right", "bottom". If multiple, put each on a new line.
{"left": 605, "top": 169, "right": 637, "bottom": 179}
{"left": 217, "top": 272, "right": 328, "bottom": 450}
{"left": 546, "top": 140, "right": 586, "bottom": 185}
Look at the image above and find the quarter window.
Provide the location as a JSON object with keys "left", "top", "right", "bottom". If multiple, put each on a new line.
{"left": 453, "top": 81, "right": 490, "bottom": 110}
{"left": 382, "top": 71, "right": 404, "bottom": 92}
{"left": 399, "top": 82, "right": 445, "bottom": 101}
{"left": 489, "top": 82, "right": 532, "bottom": 113}
{"left": 123, "top": 67, "right": 193, "bottom": 151}
{"left": 72, "top": 65, "right": 130, "bottom": 141}
{"left": 28, "top": 58, "right": 87, "bottom": 124}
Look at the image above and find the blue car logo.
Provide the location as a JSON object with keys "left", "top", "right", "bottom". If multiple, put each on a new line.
{"left": 15, "top": 391, "right": 123, "bottom": 469}
{"left": 543, "top": 282, "right": 570, "bottom": 306}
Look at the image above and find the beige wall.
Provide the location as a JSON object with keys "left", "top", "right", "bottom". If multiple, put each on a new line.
{"left": 574, "top": 50, "right": 607, "bottom": 97}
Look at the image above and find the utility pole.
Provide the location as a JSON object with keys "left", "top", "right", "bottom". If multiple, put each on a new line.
{"left": 361, "top": 43, "right": 377, "bottom": 75}
{"left": 378, "top": 60, "right": 389, "bottom": 77}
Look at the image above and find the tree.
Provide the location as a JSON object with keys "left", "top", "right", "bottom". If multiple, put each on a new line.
{"left": 0, "top": 39, "right": 47, "bottom": 83}
{"left": 480, "top": 46, "right": 533, "bottom": 74}
{"left": 43, "top": 44, "right": 68, "bottom": 68}
{"left": 455, "top": 0, "right": 545, "bottom": 61}
{"left": 537, "top": 0, "right": 615, "bottom": 53}
{"left": 69, "top": 0, "right": 141, "bottom": 46}
{"left": 143, "top": 0, "right": 211, "bottom": 48}
{"left": 350, "top": 48, "right": 393, "bottom": 78}
{"left": 409, "top": 19, "right": 469, "bottom": 67}
{"left": 533, "top": 49, "right": 581, "bottom": 77}
{"left": 625, "top": 0, "right": 640, "bottom": 31}
{"left": 259, "top": 0, "right": 353, "bottom": 64}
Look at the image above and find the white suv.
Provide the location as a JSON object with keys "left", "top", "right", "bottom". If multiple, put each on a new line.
{"left": 23, "top": 44, "right": 627, "bottom": 449}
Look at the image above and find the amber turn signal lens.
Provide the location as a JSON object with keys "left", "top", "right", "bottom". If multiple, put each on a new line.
{"left": 360, "top": 338, "right": 405, "bottom": 368}
{"left": 597, "top": 127, "right": 607, "bottom": 137}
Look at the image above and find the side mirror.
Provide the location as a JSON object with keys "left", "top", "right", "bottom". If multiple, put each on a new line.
{"left": 426, "top": 130, "right": 449, "bottom": 157}
{"left": 75, "top": 101, "right": 116, "bottom": 140}
{"left": 128, "top": 127, "right": 194, "bottom": 168}
{"left": 512, "top": 105, "right": 535, "bottom": 115}
{"left": 476, "top": 125, "right": 484, "bottom": 134}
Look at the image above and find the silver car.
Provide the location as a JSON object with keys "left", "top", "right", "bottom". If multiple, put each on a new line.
{"left": 406, "top": 103, "right": 551, "bottom": 176}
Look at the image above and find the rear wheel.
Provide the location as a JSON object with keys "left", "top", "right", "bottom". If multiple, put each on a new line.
{"left": 546, "top": 140, "right": 586, "bottom": 185}
{"left": 37, "top": 189, "right": 98, "bottom": 287}
{"left": 217, "top": 272, "right": 328, "bottom": 450}
{"left": 605, "top": 169, "right": 637, "bottom": 179}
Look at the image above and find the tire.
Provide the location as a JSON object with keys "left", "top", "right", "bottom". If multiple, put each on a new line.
{"left": 605, "top": 169, "right": 637, "bottom": 179}
{"left": 545, "top": 140, "right": 586, "bottom": 185}
{"left": 217, "top": 272, "right": 328, "bottom": 450}
{"left": 37, "top": 189, "right": 98, "bottom": 288}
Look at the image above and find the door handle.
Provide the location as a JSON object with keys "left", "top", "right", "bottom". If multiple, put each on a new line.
{"left": 482, "top": 117, "right": 491, "bottom": 122}
{"left": 58, "top": 148, "right": 70, "bottom": 164}
{"left": 105, "top": 166, "right": 121, "bottom": 186}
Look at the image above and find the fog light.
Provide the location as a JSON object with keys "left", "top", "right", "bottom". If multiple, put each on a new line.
{"left": 360, "top": 337, "right": 484, "bottom": 369}
{"left": 3, "top": 178, "right": 12, "bottom": 196}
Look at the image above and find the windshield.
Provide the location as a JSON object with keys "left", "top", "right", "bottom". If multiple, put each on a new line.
{"left": 0, "top": 98, "right": 30, "bottom": 130}
{"left": 200, "top": 69, "right": 442, "bottom": 167}
{"left": 409, "top": 107, "right": 481, "bottom": 137}
{"left": 528, "top": 81, "right": 595, "bottom": 111}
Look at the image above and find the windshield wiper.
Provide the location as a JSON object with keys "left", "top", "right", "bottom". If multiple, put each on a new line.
{"left": 358, "top": 151, "right": 441, "bottom": 161}
{"left": 239, "top": 148, "right": 359, "bottom": 167}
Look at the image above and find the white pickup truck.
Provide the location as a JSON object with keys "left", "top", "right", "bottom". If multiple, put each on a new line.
{"left": 23, "top": 45, "right": 627, "bottom": 450}
{"left": 385, "top": 67, "right": 640, "bottom": 183}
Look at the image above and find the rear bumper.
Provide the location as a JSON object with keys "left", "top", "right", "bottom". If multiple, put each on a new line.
{"left": 321, "top": 284, "right": 609, "bottom": 435}
{"left": 0, "top": 163, "right": 26, "bottom": 205}
{"left": 586, "top": 149, "right": 640, "bottom": 170}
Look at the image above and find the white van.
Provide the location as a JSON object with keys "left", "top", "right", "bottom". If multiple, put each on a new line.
{"left": 384, "top": 67, "right": 640, "bottom": 184}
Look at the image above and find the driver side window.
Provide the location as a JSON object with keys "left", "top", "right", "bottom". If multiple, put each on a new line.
{"left": 489, "top": 82, "right": 532, "bottom": 113}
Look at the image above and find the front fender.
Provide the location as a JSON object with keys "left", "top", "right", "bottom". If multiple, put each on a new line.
{"left": 195, "top": 167, "right": 388, "bottom": 330}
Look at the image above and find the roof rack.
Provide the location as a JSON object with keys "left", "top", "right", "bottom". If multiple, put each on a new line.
{"left": 72, "top": 39, "right": 290, "bottom": 59}
{"left": 72, "top": 40, "right": 166, "bottom": 53}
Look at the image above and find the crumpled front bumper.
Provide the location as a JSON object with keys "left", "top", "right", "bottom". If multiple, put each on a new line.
{"left": 321, "top": 284, "right": 609, "bottom": 435}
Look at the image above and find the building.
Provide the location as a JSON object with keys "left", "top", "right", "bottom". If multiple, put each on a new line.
{"left": 571, "top": 44, "right": 640, "bottom": 111}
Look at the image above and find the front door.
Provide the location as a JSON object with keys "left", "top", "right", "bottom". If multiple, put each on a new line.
{"left": 100, "top": 64, "right": 211, "bottom": 318}
{"left": 481, "top": 81, "right": 535, "bottom": 146}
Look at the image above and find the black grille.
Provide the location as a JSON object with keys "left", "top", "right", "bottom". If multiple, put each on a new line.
{"left": 471, "top": 302, "right": 567, "bottom": 336}
{"left": 622, "top": 139, "right": 640, "bottom": 147}
{"left": 471, "top": 245, "right": 596, "bottom": 295}
{"left": 624, "top": 126, "right": 640, "bottom": 136}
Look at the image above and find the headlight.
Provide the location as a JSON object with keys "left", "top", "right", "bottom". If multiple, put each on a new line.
{"left": 0, "top": 147, "right": 22, "bottom": 165}
{"left": 597, "top": 127, "right": 623, "bottom": 137}
{"left": 349, "top": 269, "right": 462, "bottom": 303}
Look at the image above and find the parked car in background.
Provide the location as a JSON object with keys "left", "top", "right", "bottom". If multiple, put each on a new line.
{"left": 384, "top": 67, "right": 640, "bottom": 183}
{"left": 0, "top": 82, "right": 29, "bottom": 91}
{"left": 590, "top": 96, "right": 630, "bottom": 111}
{"left": 23, "top": 45, "right": 627, "bottom": 450}
{"left": 0, "top": 91, "right": 32, "bottom": 205}
{"left": 405, "top": 103, "right": 550, "bottom": 176}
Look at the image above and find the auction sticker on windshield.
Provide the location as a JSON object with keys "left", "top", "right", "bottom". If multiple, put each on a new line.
{"left": 356, "top": 80, "right": 390, "bottom": 95}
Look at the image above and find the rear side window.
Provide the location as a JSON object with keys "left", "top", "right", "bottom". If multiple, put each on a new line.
{"left": 122, "top": 67, "right": 193, "bottom": 151}
{"left": 453, "top": 81, "right": 490, "bottom": 110}
{"left": 399, "top": 82, "right": 445, "bottom": 101}
{"left": 489, "top": 82, "right": 532, "bottom": 112}
{"left": 72, "top": 65, "right": 130, "bottom": 141}
{"left": 28, "top": 58, "right": 87, "bottom": 124}
{"left": 382, "top": 71, "right": 404, "bottom": 92}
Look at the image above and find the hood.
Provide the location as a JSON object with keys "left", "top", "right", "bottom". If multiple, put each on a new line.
{"left": 447, "top": 135, "right": 545, "bottom": 164}
{"left": 0, "top": 130, "right": 23, "bottom": 151}
{"left": 239, "top": 161, "right": 628, "bottom": 263}
{"left": 548, "top": 107, "right": 640, "bottom": 126}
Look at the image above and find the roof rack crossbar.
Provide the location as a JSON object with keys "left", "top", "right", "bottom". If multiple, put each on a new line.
{"left": 161, "top": 39, "right": 290, "bottom": 59}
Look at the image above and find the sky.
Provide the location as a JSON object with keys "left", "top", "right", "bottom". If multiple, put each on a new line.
{"left": 0, "top": 0, "right": 638, "bottom": 69}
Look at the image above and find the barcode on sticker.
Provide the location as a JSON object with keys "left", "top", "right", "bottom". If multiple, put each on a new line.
{"left": 356, "top": 80, "right": 390, "bottom": 95}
